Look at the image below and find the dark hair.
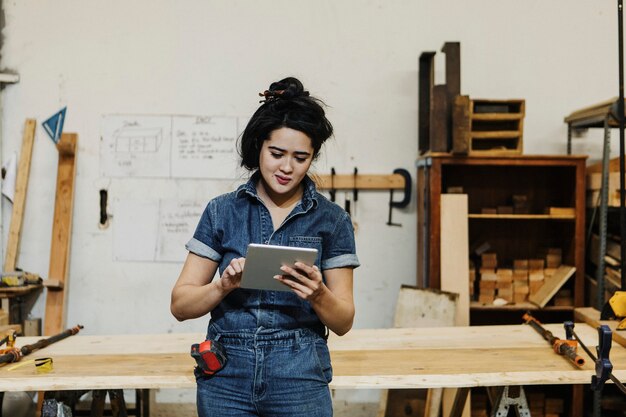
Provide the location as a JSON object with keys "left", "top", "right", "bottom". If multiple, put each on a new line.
{"left": 238, "top": 77, "right": 333, "bottom": 170}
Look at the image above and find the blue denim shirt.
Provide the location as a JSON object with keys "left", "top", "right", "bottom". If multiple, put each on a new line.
{"left": 186, "top": 172, "right": 360, "bottom": 336}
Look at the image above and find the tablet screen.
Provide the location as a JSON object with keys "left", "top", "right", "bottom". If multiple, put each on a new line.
{"left": 240, "top": 243, "right": 318, "bottom": 291}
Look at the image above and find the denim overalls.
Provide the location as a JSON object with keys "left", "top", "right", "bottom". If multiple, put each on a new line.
{"left": 186, "top": 172, "right": 359, "bottom": 417}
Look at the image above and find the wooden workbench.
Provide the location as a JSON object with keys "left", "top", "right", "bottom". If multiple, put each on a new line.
{"left": 1, "top": 322, "right": 625, "bottom": 392}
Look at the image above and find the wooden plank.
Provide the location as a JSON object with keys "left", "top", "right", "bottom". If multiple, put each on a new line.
{"left": 452, "top": 95, "right": 470, "bottom": 155}
{"left": 2, "top": 324, "right": 625, "bottom": 391}
{"left": 528, "top": 265, "right": 576, "bottom": 308}
{"left": 441, "top": 42, "right": 460, "bottom": 99}
{"left": 44, "top": 133, "right": 78, "bottom": 336}
{"left": 378, "top": 286, "right": 458, "bottom": 417}
{"left": 564, "top": 97, "right": 626, "bottom": 126}
{"left": 472, "top": 113, "right": 523, "bottom": 121}
{"left": 42, "top": 279, "right": 64, "bottom": 289}
{"left": 574, "top": 307, "right": 626, "bottom": 348}
{"left": 419, "top": 52, "right": 436, "bottom": 153}
{"left": 393, "top": 286, "right": 457, "bottom": 328}
{"left": 468, "top": 214, "right": 576, "bottom": 220}
{"left": 315, "top": 174, "right": 405, "bottom": 190}
{"left": 0, "top": 323, "right": 21, "bottom": 335}
{"left": 442, "top": 42, "right": 460, "bottom": 155}
{"left": 3, "top": 119, "right": 36, "bottom": 272}
{"left": 431, "top": 85, "right": 449, "bottom": 152}
{"left": 471, "top": 131, "right": 521, "bottom": 139}
{"left": 440, "top": 194, "right": 469, "bottom": 326}
{"left": 586, "top": 156, "right": 621, "bottom": 174}
{"left": 0, "top": 284, "right": 42, "bottom": 297}
{"left": 440, "top": 194, "right": 470, "bottom": 417}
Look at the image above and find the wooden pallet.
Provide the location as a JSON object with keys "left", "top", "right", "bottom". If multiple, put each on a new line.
{"left": 453, "top": 97, "right": 525, "bottom": 155}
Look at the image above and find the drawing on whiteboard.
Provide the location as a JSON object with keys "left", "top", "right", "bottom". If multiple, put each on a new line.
{"left": 114, "top": 127, "right": 163, "bottom": 153}
{"left": 113, "top": 199, "right": 204, "bottom": 263}
{"left": 101, "top": 114, "right": 242, "bottom": 179}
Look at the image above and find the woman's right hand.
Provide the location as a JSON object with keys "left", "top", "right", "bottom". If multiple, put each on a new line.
{"left": 218, "top": 257, "right": 245, "bottom": 292}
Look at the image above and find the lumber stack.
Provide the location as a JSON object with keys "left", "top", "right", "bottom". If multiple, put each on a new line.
{"left": 589, "top": 233, "right": 622, "bottom": 300}
{"left": 586, "top": 169, "right": 622, "bottom": 207}
{"left": 474, "top": 248, "right": 572, "bottom": 306}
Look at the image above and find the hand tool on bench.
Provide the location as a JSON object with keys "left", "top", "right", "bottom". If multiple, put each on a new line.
{"left": 0, "top": 324, "right": 82, "bottom": 365}
{"left": 600, "top": 290, "right": 626, "bottom": 330}
{"left": 564, "top": 321, "right": 626, "bottom": 395}
{"left": 522, "top": 312, "right": 585, "bottom": 367}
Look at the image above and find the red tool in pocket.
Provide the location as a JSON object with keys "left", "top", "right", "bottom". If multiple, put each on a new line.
{"left": 190, "top": 340, "right": 227, "bottom": 376}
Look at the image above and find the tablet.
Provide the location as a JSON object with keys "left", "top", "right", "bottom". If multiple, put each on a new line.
{"left": 240, "top": 243, "right": 318, "bottom": 291}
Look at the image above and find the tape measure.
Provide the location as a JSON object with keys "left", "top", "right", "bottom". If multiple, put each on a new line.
{"left": 190, "top": 340, "right": 227, "bottom": 376}
{"left": 7, "top": 357, "right": 53, "bottom": 373}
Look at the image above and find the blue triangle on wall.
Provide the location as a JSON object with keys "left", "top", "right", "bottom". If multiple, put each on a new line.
{"left": 42, "top": 107, "right": 66, "bottom": 144}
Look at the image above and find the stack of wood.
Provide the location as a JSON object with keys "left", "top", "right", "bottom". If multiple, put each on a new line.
{"left": 589, "top": 233, "right": 622, "bottom": 301}
{"left": 478, "top": 253, "right": 497, "bottom": 304}
{"left": 476, "top": 248, "right": 566, "bottom": 305}
{"left": 586, "top": 163, "right": 622, "bottom": 208}
{"left": 480, "top": 193, "right": 529, "bottom": 215}
{"left": 513, "top": 259, "right": 531, "bottom": 303}
{"left": 512, "top": 194, "right": 529, "bottom": 214}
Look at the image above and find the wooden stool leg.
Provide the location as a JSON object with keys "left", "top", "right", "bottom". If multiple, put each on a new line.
{"left": 449, "top": 387, "right": 470, "bottom": 417}
{"left": 109, "top": 389, "right": 128, "bottom": 417}
{"left": 425, "top": 388, "right": 443, "bottom": 417}
{"left": 90, "top": 390, "right": 106, "bottom": 417}
{"left": 141, "top": 389, "right": 150, "bottom": 417}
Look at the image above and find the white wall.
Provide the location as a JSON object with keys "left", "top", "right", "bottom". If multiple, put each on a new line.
{"left": 0, "top": 0, "right": 621, "bottom": 404}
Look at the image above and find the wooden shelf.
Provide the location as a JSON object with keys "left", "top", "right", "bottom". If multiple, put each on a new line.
{"left": 469, "top": 214, "right": 576, "bottom": 220}
{"left": 417, "top": 155, "right": 586, "bottom": 310}
{"left": 470, "top": 301, "right": 574, "bottom": 311}
{"left": 0, "top": 284, "right": 42, "bottom": 298}
{"left": 564, "top": 97, "right": 626, "bottom": 129}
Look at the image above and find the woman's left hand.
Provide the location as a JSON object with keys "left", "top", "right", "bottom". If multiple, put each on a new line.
{"left": 275, "top": 262, "right": 325, "bottom": 301}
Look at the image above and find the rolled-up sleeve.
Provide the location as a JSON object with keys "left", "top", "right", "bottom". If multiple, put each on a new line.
{"left": 185, "top": 199, "right": 223, "bottom": 263}
{"left": 321, "top": 211, "right": 360, "bottom": 270}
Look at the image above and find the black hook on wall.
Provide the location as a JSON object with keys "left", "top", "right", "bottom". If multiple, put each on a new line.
{"left": 329, "top": 167, "right": 336, "bottom": 202}
{"left": 99, "top": 189, "right": 109, "bottom": 228}
{"left": 387, "top": 168, "right": 412, "bottom": 226}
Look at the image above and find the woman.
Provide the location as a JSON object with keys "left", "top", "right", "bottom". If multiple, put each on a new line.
{"left": 170, "top": 77, "right": 359, "bottom": 417}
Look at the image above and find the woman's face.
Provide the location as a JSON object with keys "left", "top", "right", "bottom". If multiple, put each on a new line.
{"left": 258, "top": 127, "right": 314, "bottom": 202}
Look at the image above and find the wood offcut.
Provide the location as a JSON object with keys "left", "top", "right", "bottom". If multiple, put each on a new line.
{"left": 44, "top": 133, "right": 78, "bottom": 336}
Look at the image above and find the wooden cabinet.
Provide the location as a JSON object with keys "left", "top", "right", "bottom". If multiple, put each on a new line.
{"left": 417, "top": 154, "right": 587, "bottom": 322}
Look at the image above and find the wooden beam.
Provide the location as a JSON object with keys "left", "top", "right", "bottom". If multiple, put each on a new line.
{"left": 419, "top": 52, "right": 436, "bottom": 153}
{"left": 440, "top": 194, "right": 470, "bottom": 417}
{"left": 575, "top": 307, "right": 626, "bottom": 348}
{"left": 44, "top": 133, "right": 77, "bottom": 336}
{"left": 528, "top": 265, "right": 576, "bottom": 308}
{"left": 315, "top": 173, "right": 405, "bottom": 190}
{"left": 4, "top": 119, "right": 36, "bottom": 272}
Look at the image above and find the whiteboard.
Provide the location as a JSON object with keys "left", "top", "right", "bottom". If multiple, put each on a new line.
{"left": 113, "top": 199, "right": 205, "bottom": 263}
{"left": 101, "top": 114, "right": 241, "bottom": 179}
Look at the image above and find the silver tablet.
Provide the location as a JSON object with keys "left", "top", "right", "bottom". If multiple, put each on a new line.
{"left": 240, "top": 243, "right": 318, "bottom": 291}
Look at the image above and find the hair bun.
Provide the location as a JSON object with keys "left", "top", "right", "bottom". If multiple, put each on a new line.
{"left": 259, "top": 77, "right": 310, "bottom": 103}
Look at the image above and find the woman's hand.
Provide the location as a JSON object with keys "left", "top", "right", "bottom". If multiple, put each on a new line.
{"left": 218, "top": 257, "right": 245, "bottom": 292}
{"left": 275, "top": 262, "right": 325, "bottom": 301}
